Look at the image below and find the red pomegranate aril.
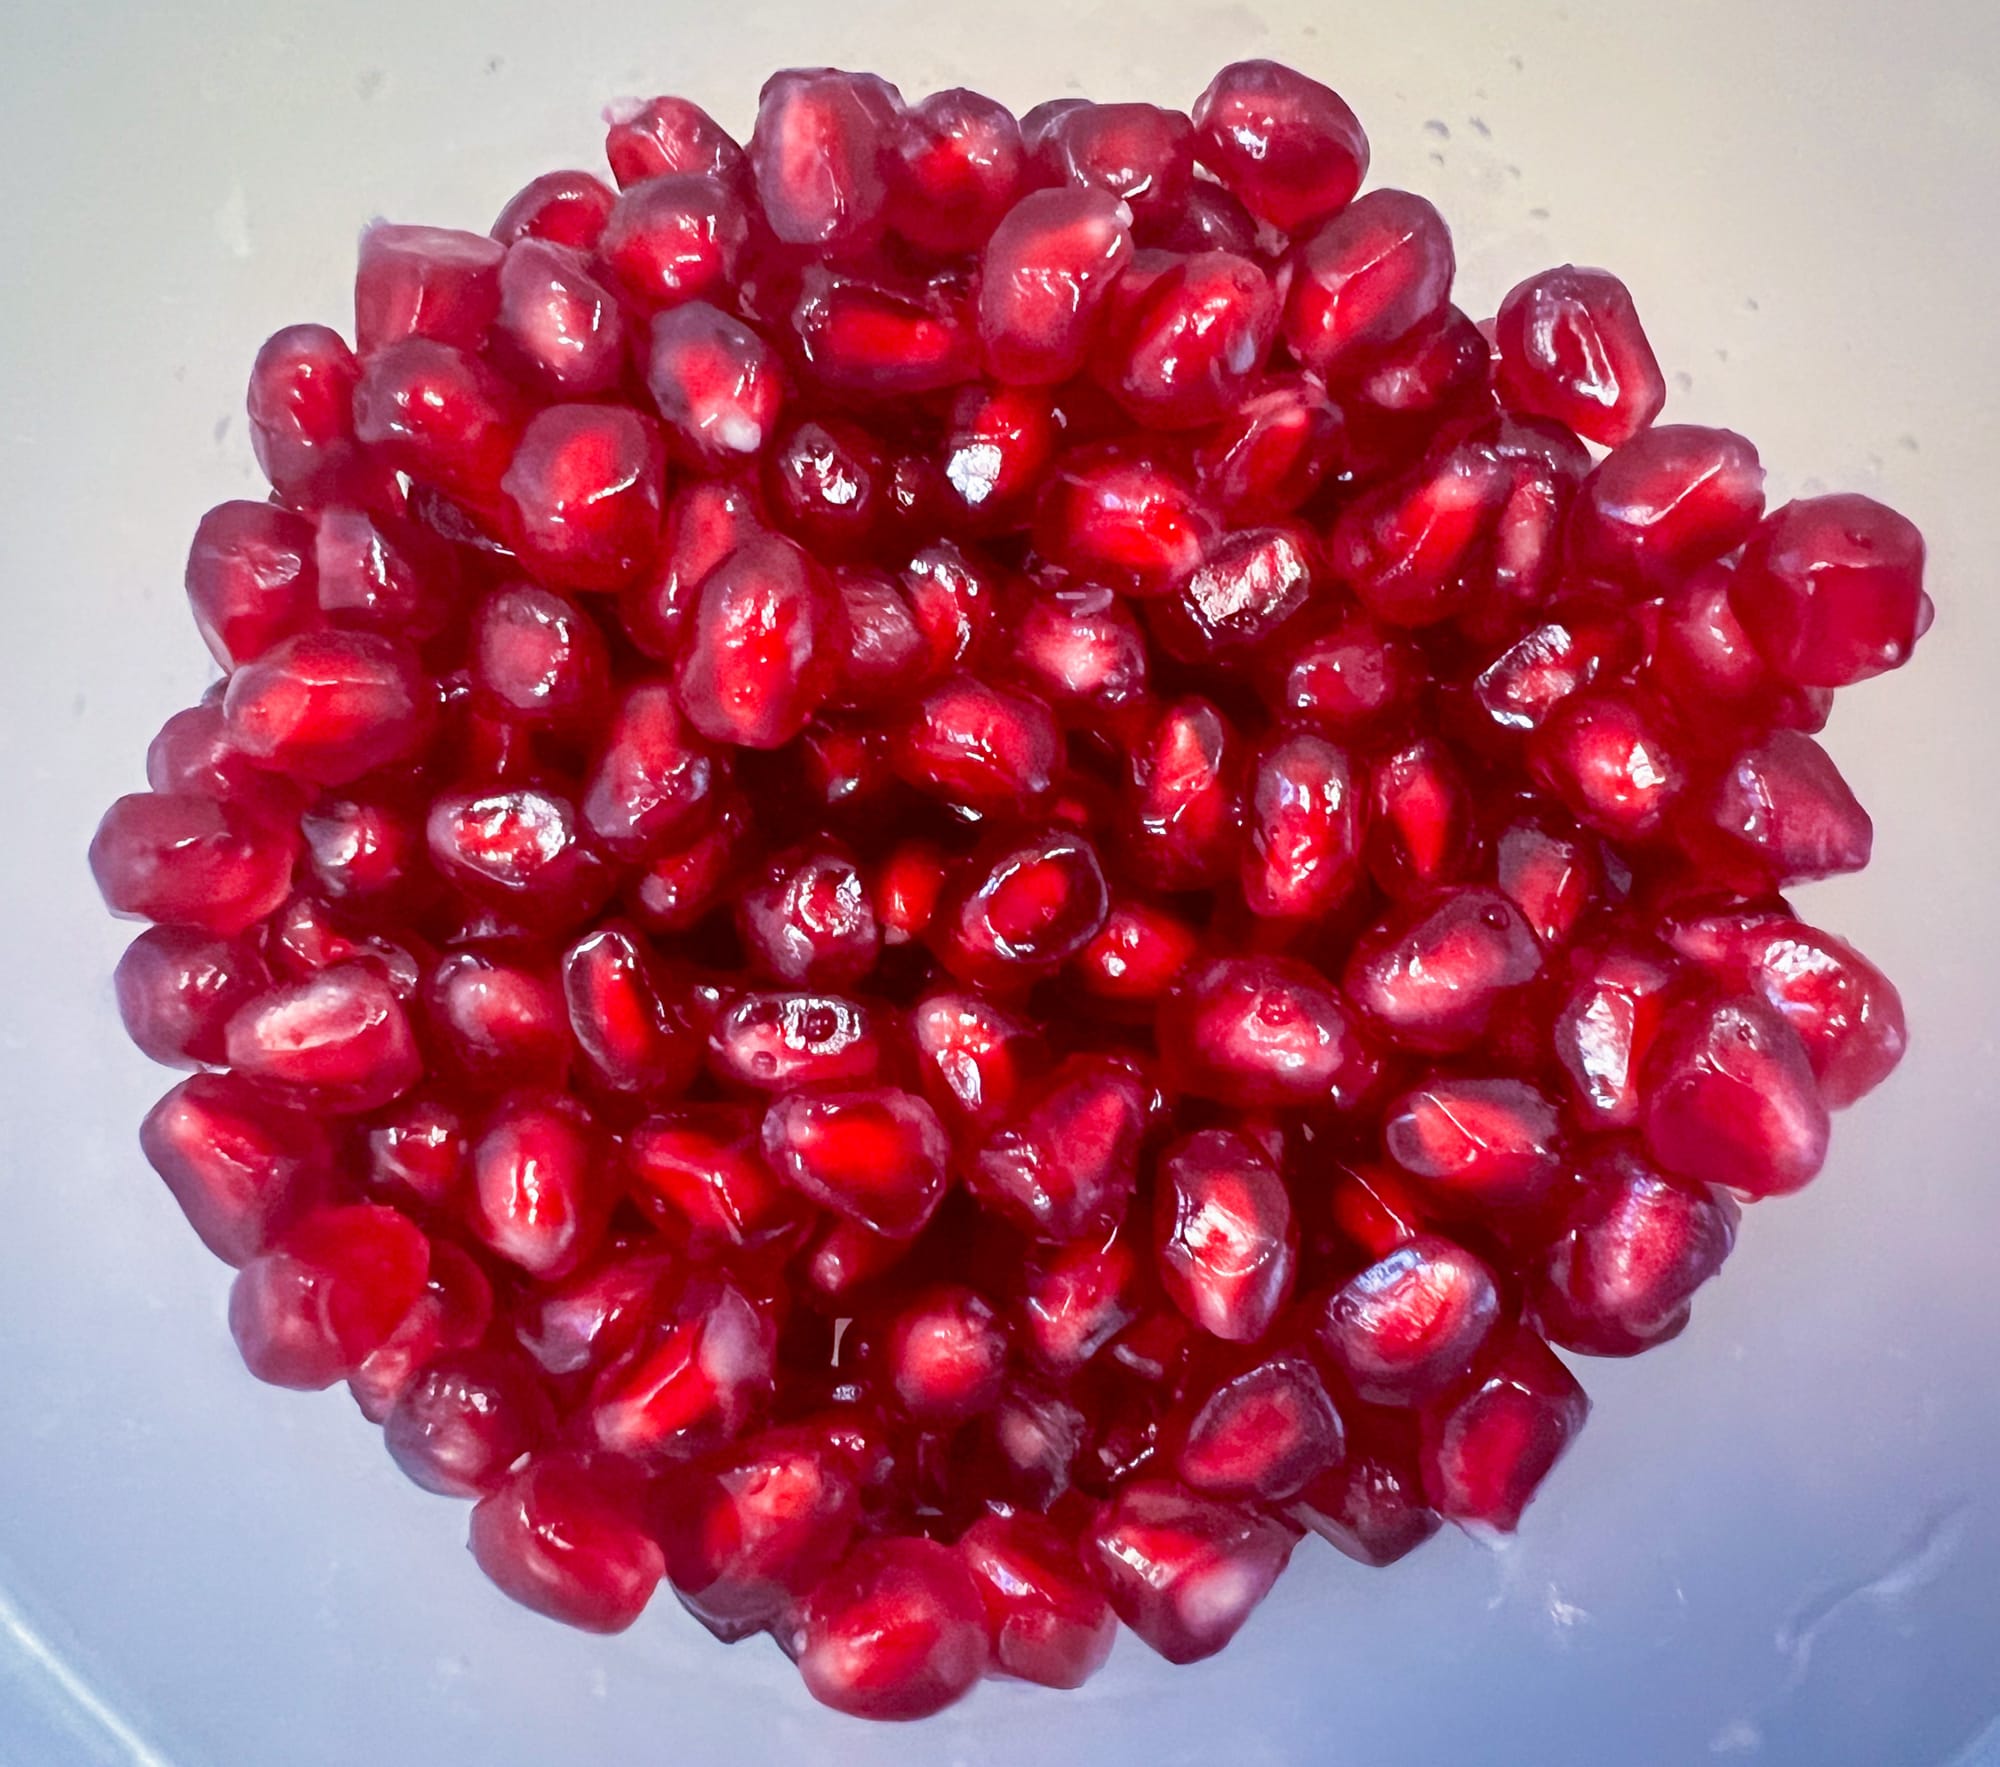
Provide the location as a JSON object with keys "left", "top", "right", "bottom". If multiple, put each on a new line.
{"left": 468, "top": 1091, "right": 610, "bottom": 1279}
{"left": 145, "top": 702, "right": 294, "bottom": 813}
{"left": 1155, "top": 521, "right": 1321, "bottom": 661}
{"left": 1098, "top": 250, "right": 1279, "bottom": 429}
{"left": 792, "top": 266, "right": 980, "bottom": 398}
{"left": 958, "top": 1513, "right": 1115, "bottom": 1690}
{"left": 1292, "top": 1432, "right": 1442, "bottom": 1567}
{"left": 1731, "top": 492, "right": 1931, "bottom": 687}
{"left": 1551, "top": 938, "right": 1679, "bottom": 1130}
{"left": 1197, "top": 374, "right": 1347, "bottom": 522}
{"left": 1666, "top": 910, "right": 1907, "bottom": 1107}
{"left": 1029, "top": 99, "right": 1194, "bottom": 231}
{"left": 1262, "top": 609, "right": 1420, "bottom": 739}
{"left": 1344, "top": 888, "right": 1542, "bottom": 1055}
{"left": 606, "top": 95, "right": 746, "bottom": 189}
{"left": 92, "top": 792, "right": 297, "bottom": 936}
{"left": 577, "top": 681, "right": 719, "bottom": 862}
{"left": 894, "top": 675, "right": 1059, "bottom": 819}
{"left": 499, "top": 405, "right": 665, "bottom": 591}
{"left": 352, "top": 337, "right": 523, "bottom": 515}
{"left": 563, "top": 924, "right": 698, "bottom": 1098}
{"left": 888, "top": 87, "right": 1024, "bottom": 254}
{"left": 664, "top": 1426, "right": 862, "bottom": 1641}
{"left": 738, "top": 841, "right": 880, "bottom": 988}
{"left": 491, "top": 239, "right": 627, "bottom": 398}
{"left": 184, "top": 501, "right": 318, "bottom": 672}
{"left": 1155, "top": 1129, "right": 1297, "bottom": 1343}
{"left": 1344, "top": 306, "right": 1494, "bottom": 459}
{"left": 1122, "top": 696, "right": 1241, "bottom": 888}
{"left": 879, "top": 1283, "right": 1011, "bottom": 1424}
{"left": 513, "top": 1245, "right": 677, "bottom": 1380}
{"left": 766, "top": 415, "right": 889, "bottom": 558}
{"left": 1192, "top": 59, "right": 1368, "bottom": 230}
{"left": 469, "top": 1453, "right": 665, "bottom": 1633}
{"left": 228, "top": 1203, "right": 431, "bottom": 1389}
{"left": 362, "top": 1089, "right": 468, "bottom": 1210}
{"left": 222, "top": 629, "right": 433, "bottom": 787}
{"left": 116, "top": 924, "right": 271, "bottom": 1068}
{"left": 1009, "top": 582, "right": 1149, "bottom": 714}
{"left": 1642, "top": 991, "right": 1831, "bottom": 1198}
{"left": 791, "top": 1536, "right": 988, "bottom": 1721}
{"left": 749, "top": 68, "right": 899, "bottom": 255}
{"left": 1697, "top": 728, "right": 1872, "bottom": 884}
{"left": 422, "top": 948, "right": 569, "bottom": 1093}
{"left": 624, "top": 793, "right": 751, "bottom": 932}
{"left": 1173, "top": 1351, "right": 1343, "bottom": 1500}
{"left": 626, "top": 1105, "right": 795, "bottom": 1247}
{"left": 871, "top": 841, "right": 948, "bottom": 949}
{"left": 1317, "top": 1234, "right": 1504, "bottom": 1405}
{"left": 314, "top": 505, "right": 459, "bottom": 641}
{"left": 673, "top": 534, "right": 842, "bottom": 751}
{"left": 979, "top": 187, "right": 1136, "bottom": 385}
{"left": 348, "top": 1240, "right": 497, "bottom": 1423}
{"left": 1284, "top": 189, "right": 1455, "bottom": 377}
{"left": 1329, "top": 437, "right": 1511, "bottom": 628}
{"left": 707, "top": 989, "right": 888, "bottom": 1093}
{"left": 1018, "top": 1229, "right": 1143, "bottom": 1377}
{"left": 470, "top": 582, "right": 609, "bottom": 728}
{"left": 384, "top": 1348, "right": 555, "bottom": 1497}
{"left": 426, "top": 785, "right": 614, "bottom": 932}
{"left": 761, "top": 1085, "right": 948, "bottom": 1239}
{"left": 1418, "top": 1329, "right": 1588, "bottom": 1533}
{"left": 909, "top": 988, "right": 1042, "bottom": 1133}
{"left": 586, "top": 1275, "right": 777, "bottom": 1461}
{"left": 1366, "top": 737, "right": 1478, "bottom": 899}
{"left": 1241, "top": 729, "right": 1365, "bottom": 922}
{"left": 1084, "top": 1479, "right": 1296, "bottom": 1664}
{"left": 492, "top": 168, "right": 617, "bottom": 248}
{"left": 1495, "top": 265, "right": 1665, "bottom": 447}
{"left": 354, "top": 223, "right": 504, "bottom": 355}
{"left": 970, "top": 1055, "right": 1148, "bottom": 1243}
{"left": 1160, "top": 954, "right": 1377, "bottom": 1110}
{"left": 1473, "top": 606, "right": 1640, "bottom": 736}
{"left": 1568, "top": 425, "right": 1766, "bottom": 589}
{"left": 641, "top": 301, "right": 781, "bottom": 473}
{"left": 1384, "top": 1076, "right": 1564, "bottom": 1213}
{"left": 1493, "top": 811, "right": 1600, "bottom": 950}
{"left": 1034, "top": 444, "right": 1213, "bottom": 595}
{"left": 245, "top": 324, "right": 361, "bottom": 505}
{"left": 1534, "top": 1145, "right": 1738, "bottom": 1357}
{"left": 1527, "top": 686, "right": 1686, "bottom": 842}
{"left": 930, "top": 826, "right": 1109, "bottom": 991}
{"left": 596, "top": 172, "right": 748, "bottom": 311}
{"left": 225, "top": 961, "right": 422, "bottom": 1114}
{"left": 1074, "top": 898, "right": 1199, "bottom": 1008}
{"left": 140, "top": 1073, "right": 330, "bottom": 1265}
{"left": 621, "top": 476, "right": 765, "bottom": 661}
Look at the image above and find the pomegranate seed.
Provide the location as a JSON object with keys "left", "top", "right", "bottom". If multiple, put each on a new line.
{"left": 1192, "top": 60, "right": 1368, "bottom": 230}
{"left": 737, "top": 841, "right": 879, "bottom": 988}
{"left": 184, "top": 501, "right": 318, "bottom": 671}
{"left": 222, "top": 629, "right": 433, "bottom": 786}
{"left": 116, "top": 924, "right": 271, "bottom": 1068}
{"left": 228, "top": 1203, "right": 431, "bottom": 1389}
{"left": 889, "top": 88, "right": 1025, "bottom": 254}
{"left": 1328, "top": 436, "right": 1511, "bottom": 627}
{"left": 1315, "top": 1234, "right": 1504, "bottom": 1404}
{"left": 1160, "top": 954, "right": 1377, "bottom": 1109}
{"left": 596, "top": 172, "right": 748, "bottom": 311}
{"left": 1731, "top": 492, "right": 1932, "bottom": 686}
{"left": 1035, "top": 443, "right": 1212, "bottom": 595}
{"left": 761, "top": 1086, "right": 949, "bottom": 1239}
{"left": 1472, "top": 605, "right": 1641, "bottom": 736}
{"left": 1261, "top": 608, "right": 1421, "bottom": 739}
{"left": 1154, "top": 522, "right": 1321, "bottom": 661}
{"left": 1121, "top": 696, "right": 1241, "bottom": 888}
{"left": 1344, "top": 887, "right": 1542, "bottom": 1055}
{"left": 422, "top": 948, "right": 569, "bottom": 1093}
{"left": 879, "top": 1283, "right": 1011, "bottom": 1423}
{"left": 1551, "top": 938, "right": 1679, "bottom": 1130}
{"left": 1418, "top": 1329, "right": 1588, "bottom": 1532}
{"left": 645, "top": 300, "right": 783, "bottom": 471}
{"left": 1494, "top": 265, "right": 1665, "bottom": 447}
{"left": 586, "top": 1274, "right": 777, "bottom": 1460}
{"left": 766, "top": 414, "right": 889, "bottom": 558}
{"left": 790, "top": 1536, "right": 989, "bottom": 1720}
{"left": 673, "top": 534, "right": 843, "bottom": 750}
{"left": 1568, "top": 425, "right": 1765, "bottom": 589}
{"left": 1284, "top": 190, "right": 1455, "bottom": 377}
{"left": 969, "top": 1055, "right": 1148, "bottom": 1242}
{"left": 513, "top": 1245, "right": 677, "bottom": 1380}
{"left": 896, "top": 675, "right": 1060, "bottom": 818}
{"left": 1018, "top": 1230, "right": 1143, "bottom": 1377}
{"left": 910, "top": 989, "right": 1042, "bottom": 1132}
{"left": 1492, "top": 809, "right": 1600, "bottom": 949}
{"left": 468, "top": 1091, "right": 611, "bottom": 1278}
{"left": 663, "top": 1425, "right": 862, "bottom": 1640}
{"left": 140, "top": 1073, "right": 330, "bottom": 1265}
{"left": 620, "top": 476, "right": 765, "bottom": 660}
{"left": 1074, "top": 898, "right": 1200, "bottom": 1008}
{"left": 384, "top": 1348, "right": 555, "bottom": 1496}
{"left": 979, "top": 187, "right": 1135, "bottom": 385}
{"left": 930, "top": 826, "right": 1109, "bottom": 989}
{"left": 362, "top": 1090, "right": 468, "bottom": 1210}
{"left": 469, "top": 582, "right": 609, "bottom": 728}
{"left": 1154, "top": 1129, "right": 1297, "bottom": 1342}
{"left": 1642, "top": 991, "right": 1831, "bottom": 1199}
{"left": 1534, "top": 1145, "right": 1738, "bottom": 1356}
{"left": 958, "top": 1512, "right": 1114, "bottom": 1689}
{"left": 1291, "top": 1427, "right": 1441, "bottom": 1566}
{"left": 749, "top": 68, "right": 900, "bottom": 254}
{"left": 707, "top": 989, "right": 889, "bottom": 1093}
{"left": 224, "top": 960, "right": 422, "bottom": 1113}
{"left": 1028, "top": 100, "right": 1194, "bottom": 231}
{"left": 577, "top": 681, "right": 720, "bottom": 861}
{"left": 605, "top": 96, "right": 746, "bottom": 189}
{"left": 245, "top": 325, "right": 361, "bottom": 505}
{"left": 427, "top": 785, "right": 614, "bottom": 932}
{"left": 469, "top": 1453, "right": 665, "bottom": 1632}
{"left": 491, "top": 239, "right": 628, "bottom": 398}
{"left": 1009, "top": 582, "right": 1150, "bottom": 713}
{"left": 793, "top": 266, "right": 980, "bottom": 398}
{"left": 1344, "top": 306, "right": 1494, "bottom": 462}
{"left": 1383, "top": 1075, "right": 1564, "bottom": 1213}
{"left": 938, "top": 381, "right": 1060, "bottom": 525}
{"left": 1097, "top": 250, "right": 1279, "bottom": 429}
{"left": 92, "top": 792, "right": 298, "bottom": 935}
{"left": 563, "top": 924, "right": 699, "bottom": 1098}
{"left": 145, "top": 700, "right": 297, "bottom": 814}
{"left": 626, "top": 1105, "right": 796, "bottom": 1248}
{"left": 1665, "top": 909, "right": 1907, "bottom": 1107}
{"left": 1240, "top": 729, "right": 1365, "bottom": 921}
{"left": 354, "top": 223, "right": 504, "bottom": 354}
{"left": 491, "top": 168, "right": 617, "bottom": 248}
{"left": 499, "top": 404, "right": 665, "bottom": 590}
{"left": 624, "top": 791, "right": 752, "bottom": 932}
{"left": 1083, "top": 1479, "right": 1295, "bottom": 1663}
{"left": 348, "top": 1241, "right": 495, "bottom": 1422}
{"left": 1196, "top": 374, "right": 1347, "bottom": 521}
{"left": 1173, "top": 1351, "right": 1343, "bottom": 1499}
{"left": 1696, "top": 728, "right": 1872, "bottom": 884}
{"left": 314, "top": 505, "right": 460, "bottom": 640}
{"left": 352, "top": 338, "right": 523, "bottom": 515}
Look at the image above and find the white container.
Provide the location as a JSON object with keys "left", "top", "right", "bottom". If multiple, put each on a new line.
{"left": 3, "top": 2, "right": 1997, "bottom": 1762}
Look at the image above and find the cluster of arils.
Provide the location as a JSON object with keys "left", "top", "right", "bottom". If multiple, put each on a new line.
{"left": 91, "top": 59, "right": 1926, "bottom": 1721}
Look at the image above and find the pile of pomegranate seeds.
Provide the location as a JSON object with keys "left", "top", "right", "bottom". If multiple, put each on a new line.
{"left": 92, "top": 59, "right": 1928, "bottom": 1721}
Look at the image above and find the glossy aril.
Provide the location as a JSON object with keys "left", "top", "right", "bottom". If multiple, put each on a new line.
{"left": 423, "top": 948, "right": 570, "bottom": 1093}
{"left": 1344, "top": 888, "right": 1542, "bottom": 1055}
{"left": 596, "top": 172, "right": 748, "bottom": 311}
{"left": 1292, "top": 1434, "right": 1441, "bottom": 1566}
{"left": 1568, "top": 425, "right": 1766, "bottom": 589}
{"left": 960, "top": 1513, "right": 1116, "bottom": 1689}
{"left": 1160, "top": 954, "right": 1377, "bottom": 1109}
{"left": 970, "top": 1055, "right": 1148, "bottom": 1242}
{"left": 1154, "top": 522, "right": 1320, "bottom": 661}
{"left": 1284, "top": 189, "right": 1455, "bottom": 377}
{"left": 184, "top": 500, "right": 318, "bottom": 671}
{"left": 563, "top": 924, "right": 699, "bottom": 1098}
{"left": 1418, "top": 1329, "right": 1588, "bottom": 1532}
{"left": 1241, "top": 729, "right": 1364, "bottom": 921}
{"left": 1197, "top": 374, "right": 1347, "bottom": 521}
{"left": 1551, "top": 939, "right": 1679, "bottom": 1129}
{"left": 1122, "top": 696, "right": 1241, "bottom": 888}
{"left": 1173, "top": 1351, "right": 1343, "bottom": 1499}
{"left": 1035, "top": 444, "right": 1213, "bottom": 595}
{"left": 1316, "top": 1234, "right": 1504, "bottom": 1404}
{"left": 468, "top": 1091, "right": 610, "bottom": 1278}
{"left": 881, "top": 1283, "right": 1011, "bottom": 1422}
{"left": 224, "top": 960, "right": 422, "bottom": 1114}
{"left": 580, "top": 681, "right": 720, "bottom": 861}
{"left": 491, "top": 167, "right": 617, "bottom": 248}
{"left": 646, "top": 300, "right": 784, "bottom": 470}
{"left": 384, "top": 1348, "right": 555, "bottom": 1497}
{"left": 707, "top": 989, "right": 888, "bottom": 1093}
{"left": 1328, "top": 437, "right": 1511, "bottom": 628}
{"left": 749, "top": 68, "right": 899, "bottom": 255}
{"left": 674, "top": 535, "right": 843, "bottom": 749}
{"left": 1384, "top": 1076, "right": 1564, "bottom": 1213}
{"left": 761, "top": 1085, "right": 949, "bottom": 1239}
{"left": 1098, "top": 250, "right": 1279, "bottom": 429}
{"left": 1697, "top": 728, "right": 1872, "bottom": 884}
{"left": 586, "top": 1275, "right": 776, "bottom": 1461}
{"left": 469, "top": 1453, "right": 664, "bottom": 1633}
{"left": 223, "top": 629, "right": 433, "bottom": 786}
{"left": 140, "top": 1072, "right": 330, "bottom": 1265}
{"left": 426, "top": 785, "right": 613, "bottom": 932}
{"left": 606, "top": 96, "right": 745, "bottom": 189}
{"left": 1494, "top": 265, "right": 1665, "bottom": 447}
{"left": 499, "top": 403, "right": 665, "bottom": 590}
{"left": 116, "top": 924, "right": 271, "bottom": 1068}
{"left": 492, "top": 239, "right": 627, "bottom": 398}
{"left": 470, "top": 582, "right": 609, "bottom": 727}
{"left": 793, "top": 266, "right": 980, "bottom": 398}
{"left": 352, "top": 338, "right": 522, "bottom": 515}
{"left": 1154, "top": 1129, "right": 1297, "bottom": 1342}
{"left": 245, "top": 325, "right": 361, "bottom": 505}
{"left": 355, "top": 223, "right": 503, "bottom": 354}
{"left": 978, "top": 187, "right": 1135, "bottom": 385}
{"left": 791, "top": 1536, "right": 989, "bottom": 1721}
{"left": 889, "top": 88, "right": 1025, "bottom": 255}
{"left": 931, "top": 825, "right": 1109, "bottom": 989}
{"left": 1027, "top": 100, "right": 1193, "bottom": 231}
{"left": 626, "top": 1104, "right": 796, "bottom": 1247}
{"left": 910, "top": 989, "right": 1041, "bottom": 1131}
{"left": 1191, "top": 59, "right": 1368, "bottom": 230}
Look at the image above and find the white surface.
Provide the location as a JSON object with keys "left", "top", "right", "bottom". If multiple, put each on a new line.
{"left": 3, "top": 2, "right": 1998, "bottom": 1763}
